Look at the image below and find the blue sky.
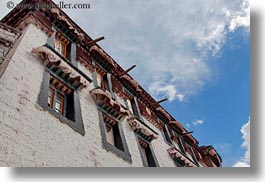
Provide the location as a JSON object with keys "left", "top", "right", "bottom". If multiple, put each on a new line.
{"left": 163, "top": 29, "right": 250, "bottom": 167}
{"left": 0, "top": 0, "right": 250, "bottom": 167}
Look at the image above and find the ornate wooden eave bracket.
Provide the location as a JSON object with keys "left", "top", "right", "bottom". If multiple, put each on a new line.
{"left": 128, "top": 116, "right": 158, "bottom": 142}
{"left": 156, "top": 107, "right": 171, "bottom": 121}
{"left": 200, "top": 146, "right": 222, "bottom": 166}
{"left": 31, "top": 46, "right": 89, "bottom": 89}
{"left": 90, "top": 88, "right": 131, "bottom": 120}
{"left": 120, "top": 74, "right": 142, "bottom": 92}
{"left": 141, "top": 110, "right": 163, "bottom": 130}
{"left": 167, "top": 147, "right": 197, "bottom": 167}
{"left": 113, "top": 87, "right": 130, "bottom": 100}
{"left": 90, "top": 45, "right": 115, "bottom": 67}
{"left": 51, "top": 8, "right": 85, "bottom": 41}
{"left": 169, "top": 121, "right": 198, "bottom": 145}
{"left": 169, "top": 120, "right": 185, "bottom": 133}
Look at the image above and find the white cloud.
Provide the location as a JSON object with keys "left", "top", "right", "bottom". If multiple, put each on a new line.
{"left": 192, "top": 119, "right": 205, "bottom": 126}
{"left": 228, "top": 0, "right": 250, "bottom": 32}
{"left": 184, "top": 119, "right": 205, "bottom": 128}
{"left": 0, "top": 0, "right": 250, "bottom": 102}
{"left": 65, "top": 0, "right": 249, "bottom": 102}
{"left": 233, "top": 117, "right": 250, "bottom": 167}
{"left": 149, "top": 82, "right": 185, "bottom": 102}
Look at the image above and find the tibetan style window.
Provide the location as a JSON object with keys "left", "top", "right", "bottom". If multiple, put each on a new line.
{"left": 130, "top": 97, "right": 141, "bottom": 119}
{"left": 92, "top": 66, "right": 116, "bottom": 100}
{"left": 32, "top": 45, "right": 89, "bottom": 136}
{"left": 137, "top": 137, "right": 159, "bottom": 167}
{"left": 38, "top": 70, "right": 85, "bottom": 135}
{"left": 127, "top": 116, "right": 159, "bottom": 167}
{"left": 158, "top": 117, "right": 173, "bottom": 146}
{"left": 187, "top": 144, "right": 199, "bottom": 166}
{"left": 177, "top": 134, "right": 186, "bottom": 154}
{"left": 54, "top": 32, "right": 70, "bottom": 58}
{"left": 163, "top": 124, "right": 173, "bottom": 145}
{"left": 103, "top": 113, "right": 124, "bottom": 151}
{"left": 123, "top": 87, "right": 142, "bottom": 121}
{"left": 48, "top": 85, "right": 65, "bottom": 115}
{"left": 97, "top": 109, "right": 131, "bottom": 162}
{"left": 96, "top": 71, "right": 110, "bottom": 92}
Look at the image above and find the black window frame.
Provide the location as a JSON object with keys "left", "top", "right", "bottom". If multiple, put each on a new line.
{"left": 47, "top": 28, "right": 78, "bottom": 67}
{"left": 48, "top": 85, "right": 66, "bottom": 115}
{"left": 157, "top": 117, "right": 173, "bottom": 146}
{"left": 92, "top": 68, "right": 116, "bottom": 101}
{"left": 38, "top": 70, "right": 85, "bottom": 135}
{"left": 178, "top": 134, "right": 186, "bottom": 154}
{"left": 136, "top": 135, "right": 160, "bottom": 167}
{"left": 186, "top": 142, "right": 199, "bottom": 166}
{"left": 122, "top": 86, "right": 144, "bottom": 122}
{"left": 162, "top": 124, "right": 173, "bottom": 146}
{"left": 97, "top": 107, "right": 132, "bottom": 163}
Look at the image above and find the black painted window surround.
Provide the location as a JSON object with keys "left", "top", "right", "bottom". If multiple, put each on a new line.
{"left": 98, "top": 108, "right": 132, "bottom": 163}
{"left": 38, "top": 70, "right": 85, "bottom": 135}
{"left": 136, "top": 136, "right": 160, "bottom": 167}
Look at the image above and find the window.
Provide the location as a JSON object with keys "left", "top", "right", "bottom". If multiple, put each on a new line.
{"left": 54, "top": 32, "right": 70, "bottom": 58}
{"left": 174, "top": 159, "right": 186, "bottom": 167}
{"left": 162, "top": 125, "right": 173, "bottom": 145}
{"left": 98, "top": 109, "right": 131, "bottom": 162}
{"left": 187, "top": 144, "right": 199, "bottom": 166}
{"left": 103, "top": 113, "right": 124, "bottom": 152}
{"left": 48, "top": 76, "right": 70, "bottom": 116}
{"left": 137, "top": 137, "right": 159, "bottom": 167}
{"left": 97, "top": 72, "right": 110, "bottom": 92}
{"left": 158, "top": 117, "right": 173, "bottom": 146}
{"left": 38, "top": 71, "right": 85, "bottom": 135}
{"left": 130, "top": 97, "right": 140, "bottom": 118}
{"left": 48, "top": 87, "right": 65, "bottom": 115}
{"left": 178, "top": 135, "right": 186, "bottom": 154}
{"left": 102, "top": 74, "right": 110, "bottom": 91}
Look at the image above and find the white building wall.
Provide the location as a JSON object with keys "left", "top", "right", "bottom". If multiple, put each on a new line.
{"left": 0, "top": 24, "right": 176, "bottom": 167}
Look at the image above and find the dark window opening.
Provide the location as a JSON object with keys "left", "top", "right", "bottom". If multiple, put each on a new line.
{"left": 48, "top": 76, "right": 75, "bottom": 122}
{"left": 38, "top": 71, "right": 85, "bottom": 135}
{"left": 178, "top": 136, "right": 186, "bottom": 154}
{"left": 96, "top": 71, "right": 110, "bottom": 92}
{"left": 102, "top": 74, "right": 110, "bottom": 92}
{"left": 138, "top": 138, "right": 157, "bottom": 167}
{"left": 65, "top": 91, "right": 75, "bottom": 122}
{"left": 174, "top": 160, "right": 185, "bottom": 167}
{"left": 188, "top": 145, "right": 199, "bottom": 165}
{"left": 163, "top": 125, "right": 173, "bottom": 145}
{"left": 98, "top": 109, "right": 132, "bottom": 162}
{"left": 130, "top": 98, "right": 140, "bottom": 118}
{"left": 66, "top": 43, "right": 72, "bottom": 61}
{"left": 103, "top": 113, "right": 124, "bottom": 152}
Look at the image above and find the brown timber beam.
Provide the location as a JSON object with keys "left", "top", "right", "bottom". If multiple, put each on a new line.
{"left": 88, "top": 36, "right": 105, "bottom": 46}
{"left": 118, "top": 65, "right": 136, "bottom": 77}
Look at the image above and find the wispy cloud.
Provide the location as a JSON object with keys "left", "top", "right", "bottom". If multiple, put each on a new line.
{"left": 192, "top": 119, "right": 205, "bottom": 126}
{"left": 0, "top": 0, "right": 250, "bottom": 102}
{"left": 62, "top": 0, "right": 250, "bottom": 102}
{"left": 227, "top": 0, "right": 250, "bottom": 32}
{"left": 185, "top": 119, "right": 205, "bottom": 128}
{"left": 233, "top": 117, "right": 250, "bottom": 167}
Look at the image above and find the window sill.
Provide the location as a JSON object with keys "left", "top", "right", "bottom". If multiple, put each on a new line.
{"left": 39, "top": 103, "right": 85, "bottom": 136}
{"left": 103, "top": 142, "right": 132, "bottom": 163}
